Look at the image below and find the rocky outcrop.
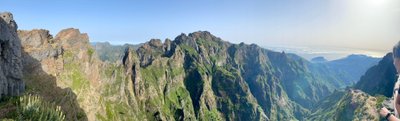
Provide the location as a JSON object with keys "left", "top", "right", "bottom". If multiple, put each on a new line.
{"left": 308, "top": 89, "right": 380, "bottom": 121}
{"left": 17, "top": 28, "right": 95, "bottom": 120}
{"left": 0, "top": 12, "right": 24, "bottom": 99}
{"left": 18, "top": 29, "right": 63, "bottom": 75}
{"left": 54, "top": 28, "right": 89, "bottom": 49}
{"left": 18, "top": 29, "right": 53, "bottom": 48}
{"left": 19, "top": 28, "right": 96, "bottom": 79}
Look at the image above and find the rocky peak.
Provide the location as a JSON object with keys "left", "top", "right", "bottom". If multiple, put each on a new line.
{"left": 174, "top": 33, "right": 195, "bottom": 47}
{"left": 138, "top": 39, "right": 163, "bottom": 52}
{"left": 18, "top": 29, "right": 53, "bottom": 48}
{"left": 0, "top": 12, "right": 14, "bottom": 24}
{"left": 148, "top": 39, "right": 162, "bottom": 47}
{"left": 136, "top": 38, "right": 172, "bottom": 67}
{"left": 164, "top": 38, "right": 172, "bottom": 47}
{"left": 0, "top": 12, "right": 17, "bottom": 30}
{"left": 267, "top": 50, "right": 289, "bottom": 64}
{"left": 178, "top": 31, "right": 222, "bottom": 44}
{"left": 54, "top": 28, "right": 89, "bottom": 49}
{"left": 55, "top": 28, "right": 88, "bottom": 41}
{"left": 175, "top": 33, "right": 189, "bottom": 41}
{"left": 18, "top": 29, "right": 63, "bottom": 62}
{"left": 188, "top": 31, "right": 215, "bottom": 40}
{"left": 173, "top": 31, "right": 221, "bottom": 53}
{"left": 0, "top": 12, "right": 18, "bottom": 40}
{"left": 134, "top": 31, "right": 223, "bottom": 68}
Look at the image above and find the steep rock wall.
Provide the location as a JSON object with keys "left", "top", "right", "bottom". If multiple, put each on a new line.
{"left": 0, "top": 12, "right": 24, "bottom": 99}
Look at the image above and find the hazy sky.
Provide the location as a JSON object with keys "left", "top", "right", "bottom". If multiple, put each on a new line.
{"left": 1, "top": 0, "right": 399, "bottom": 52}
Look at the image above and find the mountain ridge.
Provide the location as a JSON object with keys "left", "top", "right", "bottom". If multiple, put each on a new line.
{"left": 15, "top": 29, "right": 360, "bottom": 120}
{"left": 0, "top": 12, "right": 388, "bottom": 121}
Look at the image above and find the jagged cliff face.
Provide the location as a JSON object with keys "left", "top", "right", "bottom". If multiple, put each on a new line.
{"left": 18, "top": 29, "right": 63, "bottom": 76}
{"left": 0, "top": 12, "right": 24, "bottom": 99}
{"left": 19, "top": 27, "right": 151, "bottom": 120}
{"left": 18, "top": 28, "right": 96, "bottom": 120}
{"left": 121, "top": 33, "right": 269, "bottom": 120}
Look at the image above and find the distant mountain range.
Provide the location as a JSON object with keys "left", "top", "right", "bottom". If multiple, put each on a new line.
{"left": 312, "top": 55, "right": 381, "bottom": 85}
{"left": 265, "top": 45, "right": 386, "bottom": 61}
{"left": 91, "top": 42, "right": 142, "bottom": 62}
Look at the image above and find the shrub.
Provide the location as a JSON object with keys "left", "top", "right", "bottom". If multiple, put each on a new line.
{"left": 87, "top": 48, "right": 94, "bottom": 58}
{"left": 16, "top": 95, "right": 65, "bottom": 121}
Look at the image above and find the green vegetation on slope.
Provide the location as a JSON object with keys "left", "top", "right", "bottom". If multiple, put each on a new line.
{"left": 307, "top": 89, "right": 380, "bottom": 121}
{"left": 0, "top": 95, "right": 65, "bottom": 121}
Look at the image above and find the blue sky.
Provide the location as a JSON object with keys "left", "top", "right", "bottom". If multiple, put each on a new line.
{"left": 1, "top": 0, "right": 399, "bottom": 53}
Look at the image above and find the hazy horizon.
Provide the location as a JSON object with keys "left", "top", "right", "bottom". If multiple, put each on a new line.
{"left": 264, "top": 45, "right": 386, "bottom": 60}
{"left": 1, "top": 0, "right": 399, "bottom": 55}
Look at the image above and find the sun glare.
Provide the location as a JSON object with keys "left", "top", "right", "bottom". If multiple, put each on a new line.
{"left": 367, "top": 0, "right": 387, "bottom": 7}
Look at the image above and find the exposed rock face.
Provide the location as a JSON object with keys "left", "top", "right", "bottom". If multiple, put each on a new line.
{"left": 0, "top": 12, "right": 17, "bottom": 29}
{"left": 0, "top": 12, "right": 24, "bottom": 99}
{"left": 18, "top": 29, "right": 63, "bottom": 75}
{"left": 54, "top": 28, "right": 89, "bottom": 51}
{"left": 18, "top": 29, "right": 52, "bottom": 48}
{"left": 18, "top": 28, "right": 94, "bottom": 120}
